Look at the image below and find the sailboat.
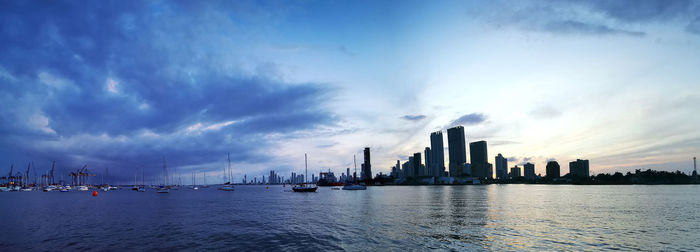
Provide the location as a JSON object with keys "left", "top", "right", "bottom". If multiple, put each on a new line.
{"left": 220, "top": 153, "right": 234, "bottom": 191}
{"left": 342, "top": 154, "right": 367, "bottom": 190}
{"left": 157, "top": 156, "right": 170, "bottom": 193}
{"left": 191, "top": 171, "right": 199, "bottom": 190}
{"left": 138, "top": 167, "right": 146, "bottom": 192}
{"left": 201, "top": 171, "right": 209, "bottom": 188}
{"left": 292, "top": 153, "right": 318, "bottom": 192}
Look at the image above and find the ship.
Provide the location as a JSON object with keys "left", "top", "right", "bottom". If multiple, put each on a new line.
{"left": 317, "top": 169, "right": 344, "bottom": 186}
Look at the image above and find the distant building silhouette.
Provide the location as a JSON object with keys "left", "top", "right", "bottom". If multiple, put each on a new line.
{"left": 407, "top": 156, "right": 415, "bottom": 178}
{"left": 447, "top": 126, "right": 466, "bottom": 177}
{"left": 546, "top": 161, "right": 560, "bottom": 178}
{"left": 424, "top": 147, "right": 432, "bottom": 176}
{"left": 569, "top": 159, "right": 589, "bottom": 178}
{"left": 524, "top": 162, "right": 535, "bottom": 180}
{"left": 469, "top": 140, "right": 489, "bottom": 178}
{"left": 362, "top": 147, "right": 372, "bottom": 181}
{"left": 510, "top": 166, "right": 521, "bottom": 178}
{"left": 495, "top": 154, "right": 508, "bottom": 179}
{"left": 413, "top": 152, "right": 421, "bottom": 177}
{"left": 430, "top": 131, "right": 445, "bottom": 177}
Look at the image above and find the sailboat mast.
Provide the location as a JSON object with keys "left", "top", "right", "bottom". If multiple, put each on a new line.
{"left": 227, "top": 152, "right": 232, "bottom": 183}
{"left": 162, "top": 156, "right": 168, "bottom": 185}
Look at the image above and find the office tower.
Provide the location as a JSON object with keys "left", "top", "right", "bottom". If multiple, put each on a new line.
{"left": 495, "top": 154, "right": 508, "bottom": 179}
{"left": 363, "top": 147, "right": 372, "bottom": 181}
{"left": 524, "top": 163, "right": 535, "bottom": 180}
{"left": 430, "top": 131, "right": 445, "bottom": 177}
{"left": 546, "top": 161, "right": 560, "bottom": 178}
{"left": 510, "top": 166, "right": 521, "bottom": 178}
{"left": 402, "top": 161, "right": 410, "bottom": 179}
{"left": 424, "top": 147, "right": 432, "bottom": 176}
{"left": 347, "top": 168, "right": 351, "bottom": 182}
{"left": 447, "top": 126, "right": 466, "bottom": 177}
{"left": 469, "top": 140, "right": 488, "bottom": 178}
{"left": 413, "top": 152, "right": 421, "bottom": 177}
{"left": 396, "top": 160, "right": 400, "bottom": 177}
{"left": 569, "top": 159, "right": 590, "bottom": 178}
{"left": 407, "top": 156, "right": 414, "bottom": 178}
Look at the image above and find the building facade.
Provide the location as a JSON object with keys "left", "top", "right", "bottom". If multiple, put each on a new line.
{"left": 524, "top": 162, "right": 535, "bottom": 180}
{"left": 569, "top": 159, "right": 589, "bottom": 178}
{"left": 430, "top": 131, "right": 445, "bottom": 177}
{"left": 469, "top": 140, "right": 489, "bottom": 178}
{"left": 495, "top": 153, "right": 508, "bottom": 179}
{"left": 546, "top": 161, "right": 560, "bottom": 178}
{"left": 447, "top": 126, "right": 466, "bottom": 177}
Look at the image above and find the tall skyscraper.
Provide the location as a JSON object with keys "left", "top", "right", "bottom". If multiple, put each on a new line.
{"left": 469, "top": 140, "right": 488, "bottom": 178}
{"left": 430, "top": 131, "right": 445, "bottom": 177}
{"left": 447, "top": 126, "right": 466, "bottom": 177}
{"left": 424, "top": 147, "right": 432, "bottom": 176}
{"left": 362, "top": 147, "right": 372, "bottom": 181}
{"left": 413, "top": 152, "right": 421, "bottom": 177}
{"left": 546, "top": 161, "right": 560, "bottom": 178}
{"left": 524, "top": 162, "right": 535, "bottom": 180}
{"left": 495, "top": 154, "right": 508, "bottom": 179}
{"left": 569, "top": 159, "right": 589, "bottom": 178}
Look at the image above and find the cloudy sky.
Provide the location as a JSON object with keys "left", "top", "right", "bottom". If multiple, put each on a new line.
{"left": 2, "top": 0, "right": 699, "bottom": 183}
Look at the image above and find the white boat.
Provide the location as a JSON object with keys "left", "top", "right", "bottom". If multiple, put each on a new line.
{"left": 43, "top": 187, "right": 52, "bottom": 192}
{"left": 220, "top": 184, "right": 234, "bottom": 191}
{"left": 59, "top": 188, "right": 69, "bottom": 192}
{"left": 0, "top": 187, "right": 10, "bottom": 192}
{"left": 78, "top": 186, "right": 89, "bottom": 191}
{"left": 157, "top": 186, "right": 169, "bottom": 193}
{"left": 21, "top": 187, "right": 33, "bottom": 192}
{"left": 219, "top": 153, "right": 235, "bottom": 191}
{"left": 342, "top": 184, "right": 367, "bottom": 190}
{"left": 137, "top": 187, "right": 146, "bottom": 192}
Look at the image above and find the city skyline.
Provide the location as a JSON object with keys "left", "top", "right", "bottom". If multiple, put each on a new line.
{"left": 1, "top": 0, "right": 700, "bottom": 183}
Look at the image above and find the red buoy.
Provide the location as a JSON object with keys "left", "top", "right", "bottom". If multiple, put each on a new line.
{"left": 92, "top": 190, "right": 98, "bottom": 197}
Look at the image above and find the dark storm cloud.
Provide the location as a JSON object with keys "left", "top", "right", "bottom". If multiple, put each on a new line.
{"left": 449, "top": 113, "right": 486, "bottom": 127}
{"left": 400, "top": 115, "right": 427, "bottom": 121}
{"left": 0, "top": 1, "right": 336, "bottom": 181}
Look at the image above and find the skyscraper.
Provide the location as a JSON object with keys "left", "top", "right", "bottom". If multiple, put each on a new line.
{"left": 362, "top": 147, "right": 372, "bottom": 181}
{"left": 430, "top": 131, "right": 445, "bottom": 177}
{"left": 546, "top": 161, "right": 560, "bottom": 178}
{"left": 524, "top": 162, "right": 535, "bottom": 180}
{"left": 569, "top": 159, "right": 589, "bottom": 178}
{"left": 424, "top": 147, "right": 432, "bottom": 176}
{"left": 447, "top": 126, "right": 466, "bottom": 177}
{"left": 469, "top": 140, "right": 488, "bottom": 178}
{"left": 413, "top": 152, "right": 421, "bottom": 177}
{"left": 495, "top": 153, "right": 508, "bottom": 179}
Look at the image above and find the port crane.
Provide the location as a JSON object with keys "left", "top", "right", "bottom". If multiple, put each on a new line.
{"left": 70, "top": 164, "right": 95, "bottom": 186}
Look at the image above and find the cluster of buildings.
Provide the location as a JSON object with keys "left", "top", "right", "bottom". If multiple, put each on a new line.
{"left": 390, "top": 125, "right": 590, "bottom": 184}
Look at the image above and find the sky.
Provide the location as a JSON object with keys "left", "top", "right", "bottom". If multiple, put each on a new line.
{"left": 2, "top": 0, "right": 700, "bottom": 184}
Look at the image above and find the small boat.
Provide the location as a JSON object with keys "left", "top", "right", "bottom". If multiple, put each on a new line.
{"left": 292, "top": 153, "right": 318, "bottom": 193}
{"left": 78, "top": 186, "right": 89, "bottom": 191}
{"left": 192, "top": 186, "right": 199, "bottom": 190}
{"left": 43, "top": 187, "right": 53, "bottom": 192}
{"left": 342, "top": 184, "right": 367, "bottom": 190}
{"left": 59, "top": 188, "right": 69, "bottom": 192}
{"left": 219, "top": 183, "right": 234, "bottom": 191}
{"left": 292, "top": 184, "right": 318, "bottom": 192}
{"left": 0, "top": 187, "right": 9, "bottom": 192}
{"left": 21, "top": 187, "right": 33, "bottom": 192}
{"left": 138, "top": 187, "right": 146, "bottom": 192}
{"left": 156, "top": 186, "right": 169, "bottom": 193}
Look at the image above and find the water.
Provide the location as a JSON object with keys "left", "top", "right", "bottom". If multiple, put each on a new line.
{"left": 1, "top": 185, "right": 699, "bottom": 251}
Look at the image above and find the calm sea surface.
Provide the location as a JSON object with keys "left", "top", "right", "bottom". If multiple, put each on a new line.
{"left": 1, "top": 185, "right": 699, "bottom": 251}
